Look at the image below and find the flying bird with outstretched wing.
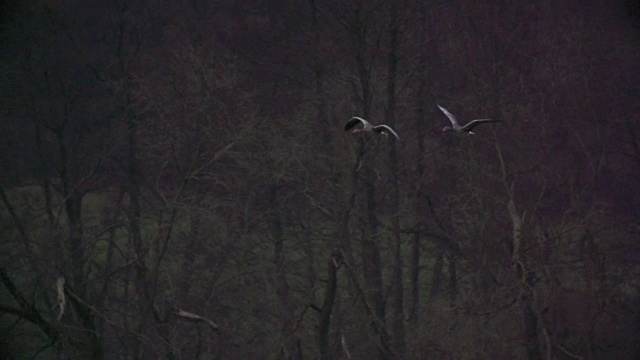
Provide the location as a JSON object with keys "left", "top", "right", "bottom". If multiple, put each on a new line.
{"left": 344, "top": 116, "right": 400, "bottom": 140}
{"left": 437, "top": 104, "right": 501, "bottom": 134}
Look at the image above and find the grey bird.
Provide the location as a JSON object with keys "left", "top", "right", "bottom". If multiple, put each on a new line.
{"left": 344, "top": 116, "right": 400, "bottom": 140}
{"left": 437, "top": 104, "right": 501, "bottom": 134}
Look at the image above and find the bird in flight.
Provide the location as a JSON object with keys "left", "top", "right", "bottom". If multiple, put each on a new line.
{"left": 437, "top": 104, "right": 501, "bottom": 134}
{"left": 344, "top": 116, "right": 400, "bottom": 140}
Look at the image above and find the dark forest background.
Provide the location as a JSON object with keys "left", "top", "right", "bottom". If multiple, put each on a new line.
{"left": 1, "top": 0, "right": 639, "bottom": 359}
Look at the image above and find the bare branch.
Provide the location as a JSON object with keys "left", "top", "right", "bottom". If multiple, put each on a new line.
{"left": 55, "top": 276, "right": 66, "bottom": 322}
{"left": 341, "top": 333, "right": 352, "bottom": 359}
{"left": 175, "top": 308, "right": 220, "bottom": 332}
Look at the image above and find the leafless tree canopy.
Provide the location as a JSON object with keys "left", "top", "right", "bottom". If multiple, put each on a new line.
{"left": 1, "top": 0, "right": 639, "bottom": 359}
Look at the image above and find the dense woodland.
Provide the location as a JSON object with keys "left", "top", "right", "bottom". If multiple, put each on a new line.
{"left": 1, "top": 0, "right": 639, "bottom": 359}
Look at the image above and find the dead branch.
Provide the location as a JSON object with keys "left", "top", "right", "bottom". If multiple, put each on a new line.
{"left": 175, "top": 308, "right": 220, "bottom": 332}
{"left": 55, "top": 276, "right": 66, "bottom": 322}
{"left": 341, "top": 333, "right": 352, "bottom": 359}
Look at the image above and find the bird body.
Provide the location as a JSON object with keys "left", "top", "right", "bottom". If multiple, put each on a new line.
{"left": 344, "top": 116, "right": 400, "bottom": 140}
{"left": 437, "top": 104, "right": 501, "bottom": 134}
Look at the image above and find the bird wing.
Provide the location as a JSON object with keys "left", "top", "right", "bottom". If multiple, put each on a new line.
{"left": 373, "top": 125, "right": 400, "bottom": 140}
{"left": 462, "top": 119, "right": 501, "bottom": 132}
{"left": 344, "top": 116, "right": 369, "bottom": 131}
{"left": 437, "top": 104, "right": 460, "bottom": 127}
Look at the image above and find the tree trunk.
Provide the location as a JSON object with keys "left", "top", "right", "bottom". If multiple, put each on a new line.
{"left": 57, "top": 125, "right": 104, "bottom": 359}
{"left": 508, "top": 200, "right": 542, "bottom": 360}
{"left": 410, "top": 0, "right": 431, "bottom": 324}
{"left": 448, "top": 256, "right": 458, "bottom": 304}
{"left": 58, "top": 128, "right": 84, "bottom": 291}
{"left": 362, "top": 172, "right": 387, "bottom": 358}
{"left": 309, "top": 0, "right": 330, "bottom": 146}
{"left": 319, "top": 249, "right": 342, "bottom": 360}
{"left": 348, "top": 5, "right": 388, "bottom": 358}
{"left": 270, "top": 185, "right": 302, "bottom": 358}
{"left": 126, "top": 114, "right": 149, "bottom": 312}
{"left": 385, "top": 3, "right": 405, "bottom": 357}
{"left": 428, "top": 252, "right": 444, "bottom": 300}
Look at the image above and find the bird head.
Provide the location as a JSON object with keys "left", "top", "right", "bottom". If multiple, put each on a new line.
{"left": 442, "top": 126, "right": 452, "bottom": 132}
